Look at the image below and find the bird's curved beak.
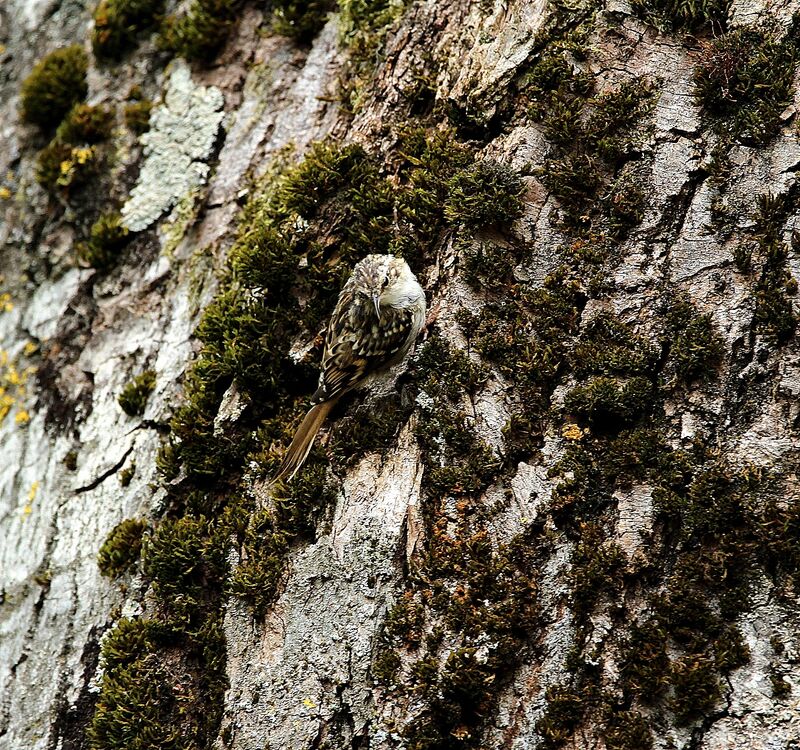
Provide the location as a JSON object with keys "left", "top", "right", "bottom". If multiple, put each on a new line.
{"left": 372, "top": 293, "right": 382, "bottom": 320}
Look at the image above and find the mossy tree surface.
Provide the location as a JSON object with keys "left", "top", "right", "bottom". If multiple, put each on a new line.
{"left": 93, "top": 4, "right": 800, "bottom": 748}
{"left": 7, "top": 0, "right": 800, "bottom": 747}
{"left": 90, "top": 130, "right": 526, "bottom": 747}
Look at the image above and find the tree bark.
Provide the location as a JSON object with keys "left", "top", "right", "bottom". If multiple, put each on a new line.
{"left": 2, "top": 1, "right": 800, "bottom": 749}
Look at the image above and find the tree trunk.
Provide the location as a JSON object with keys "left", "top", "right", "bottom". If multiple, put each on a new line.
{"left": 3, "top": 1, "right": 800, "bottom": 749}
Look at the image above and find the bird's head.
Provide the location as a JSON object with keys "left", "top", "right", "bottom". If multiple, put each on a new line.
{"left": 353, "top": 254, "right": 418, "bottom": 319}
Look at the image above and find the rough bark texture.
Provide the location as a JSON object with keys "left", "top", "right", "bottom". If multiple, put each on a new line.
{"left": 3, "top": 1, "right": 800, "bottom": 749}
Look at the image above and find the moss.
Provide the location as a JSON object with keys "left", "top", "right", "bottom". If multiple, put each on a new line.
{"left": 228, "top": 461, "right": 336, "bottom": 616}
{"left": 619, "top": 620, "right": 671, "bottom": 702}
{"left": 523, "top": 56, "right": 656, "bottom": 245}
{"left": 402, "top": 533, "right": 540, "bottom": 749}
{"left": 272, "top": 0, "right": 335, "bottom": 42}
{"left": 89, "top": 616, "right": 224, "bottom": 750}
{"left": 56, "top": 103, "right": 114, "bottom": 144}
{"left": 32, "top": 103, "right": 112, "bottom": 197}
{"left": 159, "top": 0, "right": 239, "bottom": 61}
{"left": 694, "top": 23, "right": 800, "bottom": 145}
{"left": 669, "top": 654, "right": 721, "bottom": 723}
{"left": 570, "top": 313, "right": 658, "bottom": 379}
{"left": 661, "top": 296, "right": 723, "bottom": 384}
{"left": 748, "top": 192, "right": 798, "bottom": 343}
{"left": 97, "top": 518, "right": 147, "bottom": 578}
{"left": 460, "top": 240, "right": 521, "bottom": 295}
{"left": 20, "top": 45, "right": 88, "bottom": 130}
{"left": 373, "top": 336, "right": 495, "bottom": 509}
{"left": 537, "top": 78, "right": 656, "bottom": 235}
{"left": 564, "top": 375, "right": 655, "bottom": 429}
{"left": 36, "top": 141, "right": 98, "bottom": 194}
{"left": 444, "top": 161, "right": 525, "bottom": 230}
{"left": 118, "top": 370, "right": 156, "bottom": 417}
{"left": 124, "top": 99, "right": 153, "bottom": 134}
{"left": 142, "top": 516, "right": 226, "bottom": 621}
{"left": 632, "top": 0, "right": 729, "bottom": 31}
{"left": 569, "top": 522, "right": 626, "bottom": 619}
{"left": 372, "top": 647, "right": 401, "bottom": 684}
{"left": 337, "top": 0, "right": 408, "bottom": 111}
{"left": 88, "top": 132, "right": 534, "bottom": 748}
{"left": 536, "top": 680, "right": 597, "bottom": 749}
{"left": 119, "top": 462, "right": 136, "bottom": 486}
{"left": 78, "top": 211, "right": 131, "bottom": 269}
{"left": 385, "top": 592, "right": 425, "bottom": 649}
{"left": 460, "top": 270, "right": 585, "bottom": 461}
{"left": 328, "top": 394, "right": 413, "bottom": 467}
{"left": 770, "top": 670, "right": 791, "bottom": 698}
{"left": 92, "top": 0, "right": 165, "bottom": 61}
{"left": 602, "top": 710, "right": 653, "bottom": 750}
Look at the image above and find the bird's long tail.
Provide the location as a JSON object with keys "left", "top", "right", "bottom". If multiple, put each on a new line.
{"left": 271, "top": 399, "right": 337, "bottom": 485}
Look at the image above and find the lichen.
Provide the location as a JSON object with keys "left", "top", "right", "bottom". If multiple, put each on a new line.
{"left": 121, "top": 61, "right": 224, "bottom": 232}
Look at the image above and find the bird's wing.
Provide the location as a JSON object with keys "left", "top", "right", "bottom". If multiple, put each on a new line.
{"left": 313, "top": 299, "right": 415, "bottom": 402}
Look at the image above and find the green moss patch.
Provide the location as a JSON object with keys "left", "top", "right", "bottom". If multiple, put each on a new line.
{"left": 732, "top": 190, "right": 798, "bottom": 345}
{"left": 35, "top": 104, "right": 114, "bottom": 197}
{"left": 694, "top": 23, "right": 800, "bottom": 145}
{"left": 92, "top": 0, "right": 165, "bottom": 61}
{"left": 272, "top": 0, "right": 335, "bottom": 42}
{"left": 159, "top": 0, "right": 239, "bottom": 61}
{"left": 56, "top": 103, "right": 115, "bottom": 144}
{"left": 20, "top": 45, "right": 88, "bottom": 130}
{"left": 98, "top": 519, "right": 147, "bottom": 578}
{"left": 338, "top": 0, "right": 409, "bottom": 111}
{"left": 633, "top": 0, "right": 730, "bottom": 32}
{"left": 78, "top": 211, "right": 131, "bottom": 270}
{"left": 124, "top": 99, "right": 153, "bottom": 135}
{"left": 118, "top": 370, "right": 156, "bottom": 417}
{"left": 527, "top": 64, "right": 656, "bottom": 239}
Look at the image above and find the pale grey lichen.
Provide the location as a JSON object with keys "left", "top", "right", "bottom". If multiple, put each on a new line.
{"left": 121, "top": 60, "right": 225, "bottom": 233}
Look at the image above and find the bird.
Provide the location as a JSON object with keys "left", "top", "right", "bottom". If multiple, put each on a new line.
{"left": 271, "top": 253, "right": 427, "bottom": 484}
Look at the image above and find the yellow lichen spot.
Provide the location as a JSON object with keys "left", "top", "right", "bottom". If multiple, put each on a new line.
{"left": 73, "top": 147, "right": 93, "bottom": 164}
{"left": 15, "top": 410, "right": 30, "bottom": 425}
{"left": 0, "top": 394, "right": 12, "bottom": 423}
{"left": 28, "top": 481, "right": 40, "bottom": 503}
{"left": 23, "top": 341, "right": 39, "bottom": 357}
{"left": 0, "top": 292, "right": 13, "bottom": 313}
{"left": 22, "top": 505, "right": 32, "bottom": 515}
{"left": 0, "top": 187, "right": 11, "bottom": 200}
{"left": 60, "top": 160, "right": 73, "bottom": 175}
{"left": 5, "top": 365, "right": 20, "bottom": 386}
{"left": 562, "top": 423, "right": 584, "bottom": 441}
{"left": 302, "top": 698, "right": 317, "bottom": 710}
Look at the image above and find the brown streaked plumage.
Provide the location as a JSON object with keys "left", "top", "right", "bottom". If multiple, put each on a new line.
{"left": 272, "top": 254, "right": 426, "bottom": 484}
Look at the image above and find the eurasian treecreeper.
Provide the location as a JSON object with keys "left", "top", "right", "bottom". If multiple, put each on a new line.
{"left": 272, "top": 253, "right": 426, "bottom": 483}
